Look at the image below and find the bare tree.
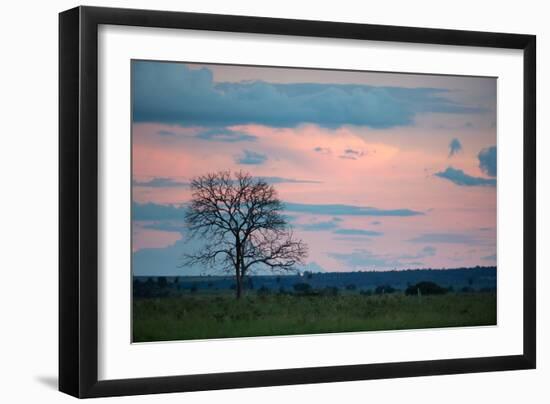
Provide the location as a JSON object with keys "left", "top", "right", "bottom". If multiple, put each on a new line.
{"left": 181, "top": 171, "right": 308, "bottom": 299}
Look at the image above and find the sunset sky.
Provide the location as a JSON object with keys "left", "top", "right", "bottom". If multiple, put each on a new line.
{"left": 131, "top": 60, "right": 497, "bottom": 276}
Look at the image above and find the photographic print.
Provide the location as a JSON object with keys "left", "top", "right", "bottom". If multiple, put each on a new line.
{"left": 131, "top": 60, "right": 497, "bottom": 343}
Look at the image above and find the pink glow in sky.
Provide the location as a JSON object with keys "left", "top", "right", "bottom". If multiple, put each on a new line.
{"left": 131, "top": 61, "right": 497, "bottom": 275}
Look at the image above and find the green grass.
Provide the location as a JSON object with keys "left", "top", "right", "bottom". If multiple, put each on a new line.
{"left": 132, "top": 292, "right": 496, "bottom": 342}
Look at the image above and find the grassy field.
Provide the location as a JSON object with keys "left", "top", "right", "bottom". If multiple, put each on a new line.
{"left": 133, "top": 292, "right": 496, "bottom": 342}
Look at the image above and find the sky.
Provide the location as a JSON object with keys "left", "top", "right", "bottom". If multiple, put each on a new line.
{"left": 131, "top": 60, "right": 497, "bottom": 276}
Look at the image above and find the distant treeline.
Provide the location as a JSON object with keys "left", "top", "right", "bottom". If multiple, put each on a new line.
{"left": 133, "top": 267, "right": 496, "bottom": 299}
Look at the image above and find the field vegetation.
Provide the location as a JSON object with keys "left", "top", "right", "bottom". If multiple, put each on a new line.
{"left": 133, "top": 289, "right": 496, "bottom": 342}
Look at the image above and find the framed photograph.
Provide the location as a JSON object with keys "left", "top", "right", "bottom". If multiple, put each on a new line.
{"left": 59, "top": 6, "right": 536, "bottom": 398}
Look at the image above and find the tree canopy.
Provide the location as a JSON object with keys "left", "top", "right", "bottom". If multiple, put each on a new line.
{"left": 182, "top": 171, "right": 308, "bottom": 298}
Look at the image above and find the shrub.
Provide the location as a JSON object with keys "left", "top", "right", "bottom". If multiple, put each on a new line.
{"left": 375, "top": 285, "right": 396, "bottom": 295}
{"left": 293, "top": 282, "right": 312, "bottom": 293}
{"left": 157, "top": 277, "right": 168, "bottom": 289}
{"left": 405, "top": 281, "right": 447, "bottom": 296}
{"left": 322, "top": 286, "right": 339, "bottom": 297}
{"left": 257, "top": 285, "right": 270, "bottom": 296}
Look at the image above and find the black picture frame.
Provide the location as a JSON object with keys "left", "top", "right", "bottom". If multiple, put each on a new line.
{"left": 59, "top": 5, "right": 536, "bottom": 398}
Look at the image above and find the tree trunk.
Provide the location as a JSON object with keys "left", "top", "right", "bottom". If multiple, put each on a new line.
{"left": 236, "top": 277, "right": 242, "bottom": 299}
{"left": 235, "top": 238, "right": 242, "bottom": 299}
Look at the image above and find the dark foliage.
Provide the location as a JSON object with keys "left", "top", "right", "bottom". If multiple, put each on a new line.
{"left": 405, "top": 281, "right": 448, "bottom": 295}
{"left": 132, "top": 267, "right": 497, "bottom": 299}
{"left": 375, "top": 284, "right": 396, "bottom": 294}
{"left": 257, "top": 285, "right": 271, "bottom": 296}
{"left": 293, "top": 282, "right": 312, "bottom": 294}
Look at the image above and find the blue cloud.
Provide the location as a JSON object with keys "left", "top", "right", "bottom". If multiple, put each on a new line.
{"left": 299, "top": 216, "right": 344, "bottom": 231}
{"left": 298, "top": 261, "right": 326, "bottom": 273}
{"left": 132, "top": 202, "right": 184, "bottom": 221}
{"left": 299, "top": 217, "right": 382, "bottom": 236}
{"left": 132, "top": 61, "right": 485, "bottom": 129}
{"left": 284, "top": 202, "right": 423, "bottom": 217}
{"left": 313, "top": 146, "right": 331, "bottom": 154}
{"left": 371, "top": 221, "right": 382, "bottom": 225}
{"left": 134, "top": 234, "right": 317, "bottom": 276}
{"left": 133, "top": 201, "right": 423, "bottom": 224}
{"left": 328, "top": 246, "right": 446, "bottom": 270}
{"left": 482, "top": 254, "right": 497, "bottom": 261}
{"left": 398, "top": 246, "right": 437, "bottom": 259}
{"left": 236, "top": 150, "right": 268, "bottom": 165}
{"left": 329, "top": 249, "right": 422, "bottom": 270}
{"left": 434, "top": 167, "right": 496, "bottom": 187}
{"left": 196, "top": 127, "right": 257, "bottom": 142}
{"left": 133, "top": 237, "right": 207, "bottom": 276}
{"left": 408, "top": 233, "right": 478, "bottom": 244}
{"left": 333, "top": 229, "right": 383, "bottom": 236}
{"left": 257, "top": 176, "right": 321, "bottom": 185}
{"left": 478, "top": 146, "right": 496, "bottom": 177}
{"left": 141, "top": 221, "right": 186, "bottom": 234}
{"left": 329, "top": 250, "right": 398, "bottom": 270}
{"left": 449, "top": 138, "right": 462, "bottom": 156}
{"left": 421, "top": 246, "right": 437, "bottom": 256}
{"left": 301, "top": 220, "right": 340, "bottom": 231}
{"left": 133, "top": 177, "right": 189, "bottom": 188}
{"left": 157, "top": 129, "right": 176, "bottom": 136}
